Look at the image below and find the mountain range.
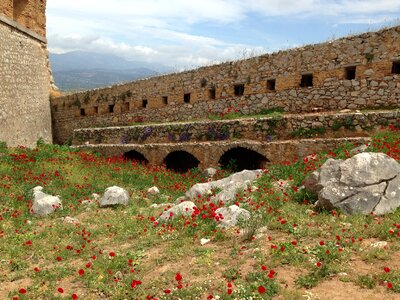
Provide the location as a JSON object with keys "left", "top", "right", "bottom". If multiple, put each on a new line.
{"left": 50, "top": 51, "right": 170, "bottom": 92}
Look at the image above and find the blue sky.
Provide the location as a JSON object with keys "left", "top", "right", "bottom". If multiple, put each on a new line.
{"left": 47, "top": 0, "right": 400, "bottom": 70}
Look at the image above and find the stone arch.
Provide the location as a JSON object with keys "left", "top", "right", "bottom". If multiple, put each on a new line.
{"left": 219, "top": 147, "right": 269, "bottom": 172}
{"left": 123, "top": 150, "right": 149, "bottom": 164}
{"left": 164, "top": 151, "right": 200, "bottom": 173}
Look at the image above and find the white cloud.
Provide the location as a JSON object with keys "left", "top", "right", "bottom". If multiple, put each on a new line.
{"left": 46, "top": 0, "right": 400, "bottom": 68}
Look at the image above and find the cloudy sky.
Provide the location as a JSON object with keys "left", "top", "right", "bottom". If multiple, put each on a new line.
{"left": 47, "top": 0, "right": 400, "bottom": 70}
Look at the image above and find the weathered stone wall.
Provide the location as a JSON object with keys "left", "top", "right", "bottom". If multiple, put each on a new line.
{"left": 52, "top": 26, "right": 400, "bottom": 144}
{"left": 72, "top": 110, "right": 398, "bottom": 146}
{"left": 0, "top": 0, "right": 52, "bottom": 147}
{"left": 0, "top": 0, "right": 46, "bottom": 37}
{"left": 72, "top": 137, "right": 370, "bottom": 169}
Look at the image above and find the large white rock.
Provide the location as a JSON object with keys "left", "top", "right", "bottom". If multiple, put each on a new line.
{"left": 31, "top": 186, "right": 63, "bottom": 217}
{"left": 215, "top": 205, "right": 250, "bottom": 228}
{"left": 186, "top": 169, "right": 262, "bottom": 203}
{"left": 99, "top": 186, "right": 130, "bottom": 207}
{"left": 305, "top": 152, "right": 400, "bottom": 215}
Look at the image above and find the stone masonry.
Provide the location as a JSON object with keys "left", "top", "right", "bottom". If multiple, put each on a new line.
{"left": 52, "top": 26, "right": 400, "bottom": 144}
{"left": 0, "top": 0, "right": 52, "bottom": 147}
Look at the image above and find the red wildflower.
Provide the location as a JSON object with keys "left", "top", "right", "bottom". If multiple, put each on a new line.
{"left": 19, "top": 288, "right": 27, "bottom": 294}
{"left": 131, "top": 279, "right": 142, "bottom": 289}
{"left": 78, "top": 269, "right": 85, "bottom": 276}
{"left": 175, "top": 273, "right": 182, "bottom": 281}
{"left": 258, "top": 285, "right": 266, "bottom": 294}
{"left": 57, "top": 287, "right": 64, "bottom": 293}
{"left": 384, "top": 267, "right": 390, "bottom": 273}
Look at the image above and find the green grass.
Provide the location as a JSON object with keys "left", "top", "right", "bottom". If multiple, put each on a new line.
{"left": 0, "top": 128, "right": 399, "bottom": 299}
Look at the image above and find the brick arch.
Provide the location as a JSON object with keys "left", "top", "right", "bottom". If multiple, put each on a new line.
{"left": 123, "top": 150, "right": 149, "bottom": 164}
{"left": 218, "top": 146, "right": 269, "bottom": 171}
{"left": 163, "top": 150, "right": 201, "bottom": 173}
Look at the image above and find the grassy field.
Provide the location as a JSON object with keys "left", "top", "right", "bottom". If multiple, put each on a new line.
{"left": 0, "top": 127, "right": 399, "bottom": 300}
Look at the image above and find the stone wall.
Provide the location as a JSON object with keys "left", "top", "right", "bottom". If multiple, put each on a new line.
{"left": 51, "top": 26, "right": 400, "bottom": 144}
{"left": 72, "top": 137, "right": 371, "bottom": 170}
{"left": 72, "top": 110, "right": 398, "bottom": 146}
{"left": 0, "top": 0, "right": 46, "bottom": 37}
{"left": 0, "top": 0, "right": 52, "bottom": 147}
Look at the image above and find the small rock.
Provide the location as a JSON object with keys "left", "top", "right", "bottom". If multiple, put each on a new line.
{"left": 158, "top": 201, "right": 197, "bottom": 222}
{"left": 147, "top": 186, "right": 160, "bottom": 196}
{"left": 82, "top": 200, "right": 95, "bottom": 206}
{"left": 370, "top": 241, "right": 388, "bottom": 249}
{"left": 99, "top": 186, "right": 130, "bottom": 207}
{"left": 203, "top": 167, "right": 217, "bottom": 178}
{"left": 31, "top": 186, "right": 63, "bottom": 217}
{"left": 200, "top": 238, "right": 210, "bottom": 245}
{"left": 61, "top": 216, "right": 79, "bottom": 224}
{"left": 150, "top": 203, "right": 172, "bottom": 208}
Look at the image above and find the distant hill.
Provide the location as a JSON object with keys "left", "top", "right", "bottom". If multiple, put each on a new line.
{"left": 50, "top": 51, "right": 170, "bottom": 92}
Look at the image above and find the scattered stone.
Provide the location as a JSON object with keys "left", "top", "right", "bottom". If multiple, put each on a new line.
{"left": 99, "top": 186, "right": 130, "bottom": 207}
{"left": 150, "top": 203, "right": 172, "bottom": 208}
{"left": 200, "top": 238, "right": 210, "bottom": 245}
{"left": 186, "top": 170, "right": 262, "bottom": 203}
{"left": 61, "top": 216, "right": 79, "bottom": 224}
{"left": 82, "top": 200, "right": 95, "bottom": 206}
{"left": 255, "top": 226, "right": 269, "bottom": 239}
{"left": 158, "top": 201, "right": 197, "bottom": 222}
{"left": 370, "top": 241, "right": 388, "bottom": 249}
{"left": 203, "top": 167, "right": 217, "bottom": 178}
{"left": 305, "top": 152, "right": 400, "bottom": 215}
{"left": 147, "top": 186, "right": 160, "bottom": 196}
{"left": 215, "top": 205, "right": 251, "bottom": 228}
{"left": 273, "top": 179, "right": 292, "bottom": 191}
{"left": 31, "top": 186, "right": 63, "bottom": 217}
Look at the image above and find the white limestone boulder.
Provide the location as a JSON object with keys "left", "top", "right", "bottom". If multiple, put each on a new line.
{"left": 31, "top": 186, "right": 62, "bottom": 217}
{"left": 99, "top": 186, "right": 130, "bottom": 207}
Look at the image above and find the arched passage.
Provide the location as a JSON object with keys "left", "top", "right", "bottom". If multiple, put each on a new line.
{"left": 219, "top": 147, "right": 269, "bottom": 172}
{"left": 164, "top": 151, "right": 200, "bottom": 173}
{"left": 123, "top": 150, "right": 149, "bottom": 164}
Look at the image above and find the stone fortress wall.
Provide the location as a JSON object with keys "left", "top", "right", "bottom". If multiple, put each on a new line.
{"left": 51, "top": 26, "right": 400, "bottom": 144}
{"left": 0, "top": 0, "right": 52, "bottom": 147}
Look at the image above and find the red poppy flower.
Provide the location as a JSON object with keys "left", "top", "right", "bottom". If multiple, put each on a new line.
{"left": 78, "top": 269, "right": 85, "bottom": 276}
{"left": 175, "top": 273, "right": 182, "bottom": 281}
{"left": 258, "top": 285, "right": 266, "bottom": 294}
{"left": 19, "top": 288, "right": 27, "bottom": 294}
